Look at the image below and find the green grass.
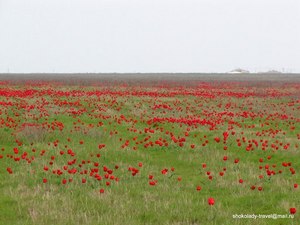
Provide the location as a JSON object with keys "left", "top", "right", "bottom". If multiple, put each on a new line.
{"left": 0, "top": 84, "right": 299, "bottom": 225}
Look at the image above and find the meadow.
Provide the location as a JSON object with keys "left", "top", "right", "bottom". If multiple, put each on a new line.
{"left": 0, "top": 75, "right": 299, "bottom": 225}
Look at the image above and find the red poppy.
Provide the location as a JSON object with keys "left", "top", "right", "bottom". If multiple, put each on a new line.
{"left": 208, "top": 197, "right": 215, "bottom": 205}
{"left": 161, "top": 169, "right": 168, "bottom": 175}
{"left": 290, "top": 208, "right": 296, "bottom": 214}
{"left": 6, "top": 167, "right": 13, "bottom": 174}
{"left": 214, "top": 137, "right": 220, "bottom": 143}
{"left": 258, "top": 186, "right": 263, "bottom": 191}
{"left": 149, "top": 180, "right": 156, "bottom": 186}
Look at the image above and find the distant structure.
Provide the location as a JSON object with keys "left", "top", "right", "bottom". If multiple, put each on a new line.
{"left": 262, "top": 70, "right": 282, "bottom": 74}
{"left": 228, "top": 68, "right": 250, "bottom": 74}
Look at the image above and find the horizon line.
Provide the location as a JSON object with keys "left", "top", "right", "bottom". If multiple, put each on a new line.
{"left": 1, "top": 72, "right": 300, "bottom": 75}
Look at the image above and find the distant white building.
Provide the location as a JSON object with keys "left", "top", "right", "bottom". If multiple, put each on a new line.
{"left": 228, "top": 68, "right": 250, "bottom": 74}
{"left": 262, "top": 70, "right": 282, "bottom": 74}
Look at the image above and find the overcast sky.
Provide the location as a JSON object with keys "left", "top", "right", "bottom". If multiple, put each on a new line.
{"left": 0, "top": 0, "right": 299, "bottom": 73}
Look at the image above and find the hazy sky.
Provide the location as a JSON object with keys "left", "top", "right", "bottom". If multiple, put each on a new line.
{"left": 0, "top": 0, "right": 299, "bottom": 73}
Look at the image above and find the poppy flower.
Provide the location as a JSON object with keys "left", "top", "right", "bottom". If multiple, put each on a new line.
{"left": 258, "top": 186, "right": 263, "bottom": 191}
{"left": 13, "top": 148, "right": 19, "bottom": 154}
{"left": 6, "top": 167, "right": 13, "bottom": 174}
{"left": 290, "top": 208, "right": 296, "bottom": 214}
{"left": 214, "top": 137, "right": 220, "bottom": 143}
{"left": 161, "top": 169, "right": 168, "bottom": 175}
{"left": 208, "top": 197, "right": 215, "bottom": 205}
{"left": 149, "top": 180, "right": 156, "bottom": 186}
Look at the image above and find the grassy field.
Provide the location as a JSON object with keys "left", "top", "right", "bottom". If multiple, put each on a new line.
{"left": 0, "top": 76, "right": 299, "bottom": 225}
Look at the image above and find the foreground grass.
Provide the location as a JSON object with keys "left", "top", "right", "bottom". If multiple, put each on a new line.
{"left": 0, "top": 82, "right": 299, "bottom": 225}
